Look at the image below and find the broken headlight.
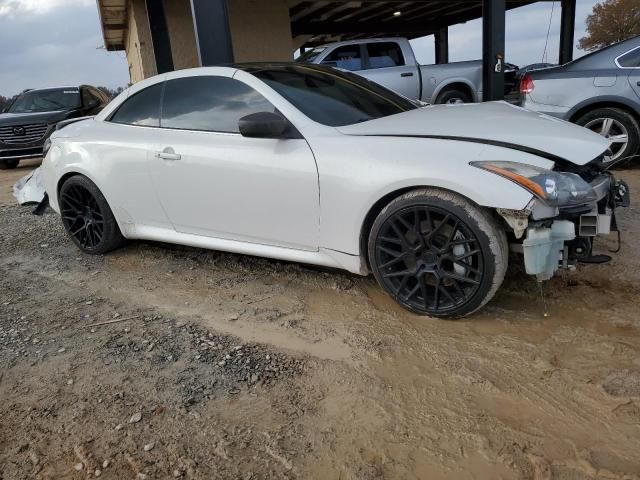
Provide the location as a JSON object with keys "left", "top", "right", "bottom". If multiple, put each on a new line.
{"left": 471, "top": 161, "right": 597, "bottom": 207}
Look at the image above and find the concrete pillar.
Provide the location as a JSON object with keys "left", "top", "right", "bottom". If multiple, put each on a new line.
{"left": 559, "top": 0, "right": 576, "bottom": 64}
{"left": 145, "top": 0, "right": 174, "bottom": 73}
{"left": 434, "top": 27, "right": 449, "bottom": 64}
{"left": 482, "top": 0, "right": 505, "bottom": 101}
{"left": 190, "top": 0, "right": 234, "bottom": 65}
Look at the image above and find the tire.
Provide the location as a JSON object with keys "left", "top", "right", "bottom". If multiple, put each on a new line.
{"left": 58, "top": 175, "right": 125, "bottom": 255}
{"left": 0, "top": 159, "right": 20, "bottom": 169}
{"left": 434, "top": 87, "right": 472, "bottom": 105}
{"left": 368, "top": 188, "right": 508, "bottom": 319}
{"left": 574, "top": 108, "right": 640, "bottom": 167}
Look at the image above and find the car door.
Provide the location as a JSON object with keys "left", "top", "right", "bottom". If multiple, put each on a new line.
{"left": 616, "top": 46, "right": 640, "bottom": 100}
{"left": 359, "top": 41, "right": 420, "bottom": 100}
{"left": 148, "top": 74, "right": 320, "bottom": 251}
{"left": 101, "top": 81, "right": 172, "bottom": 230}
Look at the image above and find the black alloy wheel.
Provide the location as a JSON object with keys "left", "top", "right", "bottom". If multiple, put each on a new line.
{"left": 368, "top": 189, "right": 507, "bottom": 318}
{"left": 59, "top": 175, "right": 125, "bottom": 254}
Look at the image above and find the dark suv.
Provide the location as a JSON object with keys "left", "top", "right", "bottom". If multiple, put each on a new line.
{"left": 0, "top": 85, "right": 109, "bottom": 169}
{"left": 520, "top": 36, "right": 640, "bottom": 165}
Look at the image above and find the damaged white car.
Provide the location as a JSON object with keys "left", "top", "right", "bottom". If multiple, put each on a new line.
{"left": 39, "top": 64, "right": 630, "bottom": 318}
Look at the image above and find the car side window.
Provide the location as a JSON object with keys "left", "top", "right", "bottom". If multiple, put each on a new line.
{"left": 161, "top": 76, "right": 275, "bottom": 133}
{"left": 110, "top": 82, "right": 163, "bottom": 127}
{"left": 322, "top": 45, "right": 363, "bottom": 71}
{"left": 618, "top": 47, "right": 640, "bottom": 68}
{"left": 366, "top": 42, "right": 405, "bottom": 69}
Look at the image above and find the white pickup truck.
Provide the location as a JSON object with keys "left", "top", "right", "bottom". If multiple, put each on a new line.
{"left": 298, "top": 37, "right": 485, "bottom": 104}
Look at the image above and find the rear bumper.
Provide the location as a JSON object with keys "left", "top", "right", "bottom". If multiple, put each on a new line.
{"left": 519, "top": 95, "right": 570, "bottom": 120}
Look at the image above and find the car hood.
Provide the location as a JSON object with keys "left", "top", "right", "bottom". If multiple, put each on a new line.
{"left": 0, "top": 109, "right": 77, "bottom": 127}
{"left": 337, "top": 101, "right": 611, "bottom": 166}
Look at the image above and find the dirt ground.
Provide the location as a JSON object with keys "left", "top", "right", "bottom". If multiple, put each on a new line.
{"left": 1, "top": 167, "right": 640, "bottom": 480}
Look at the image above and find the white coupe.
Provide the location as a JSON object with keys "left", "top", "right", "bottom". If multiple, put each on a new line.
{"left": 40, "top": 64, "right": 629, "bottom": 318}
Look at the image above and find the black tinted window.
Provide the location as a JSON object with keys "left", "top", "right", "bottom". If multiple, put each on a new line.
{"left": 322, "top": 45, "right": 363, "bottom": 71}
{"left": 8, "top": 88, "right": 80, "bottom": 113}
{"left": 366, "top": 42, "right": 405, "bottom": 68}
{"left": 110, "top": 83, "right": 162, "bottom": 127}
{"left": 618, "top": 47, "right": 640, "bottom": 68}
{"left": 251, "top": 65, "right": 416, "bottom": 127}
{"left": 161, "top": 76, "right": 275, "bottom": 133}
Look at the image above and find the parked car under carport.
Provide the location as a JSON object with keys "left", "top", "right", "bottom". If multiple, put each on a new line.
{"left": 0, "top": 86, "right": 109, "bottom": 169}
{"left": 520, "top": 36, "right": 640, "bottom": 166}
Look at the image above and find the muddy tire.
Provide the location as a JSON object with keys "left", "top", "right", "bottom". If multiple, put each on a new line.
{"left": 0, "top": 159, "right": 20, "bottom": 169}
{"left": 58, "top": 175, "right": 125, "bottom": 255}
{"left": 434, "top": 87, "right": 472, "bottom": 105}
{"left": 574, "top": 107, "right": 640, "bottom": 167}
{"left": 368, "top": 188, "right": 508, "bottom": 319}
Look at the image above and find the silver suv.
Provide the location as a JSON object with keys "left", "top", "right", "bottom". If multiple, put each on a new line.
{"left": 520, "top": 36, "right": 640, "bottom": 165}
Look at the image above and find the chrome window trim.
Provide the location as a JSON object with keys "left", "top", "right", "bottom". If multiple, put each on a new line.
{"left": 614, "top": 45, "right": 640, "bottom": 70}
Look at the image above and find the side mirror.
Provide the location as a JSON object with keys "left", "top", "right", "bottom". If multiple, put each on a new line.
{"left": 238, "top": 112, "right": 288, "bottom": 139}
{"left": 86, "top": 99, "right": 99, "bottom": 109}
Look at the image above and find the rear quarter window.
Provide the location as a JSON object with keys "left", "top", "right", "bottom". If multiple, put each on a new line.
{"left": 109, "top": 83, "right": 163, "bottom": 127}
{"left": 617, "top": 47, "right": 640, "bottom": 68}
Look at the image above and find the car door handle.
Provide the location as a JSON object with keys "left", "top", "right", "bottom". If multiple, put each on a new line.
{"left": 155, "top": 151, "right": 181, "bottom": 161}
{"left": 401, "top": 72, "right": 414, "bottom": 77}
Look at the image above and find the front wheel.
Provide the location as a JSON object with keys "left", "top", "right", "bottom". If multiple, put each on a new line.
{"left": 58, "top": 175, "right": 125, "bottom": 255}
{"left": 0, "top": 159, "right": 19, "bottom": 169}
{"left": 368, "top": 189, "right": 508, "bottom": 319}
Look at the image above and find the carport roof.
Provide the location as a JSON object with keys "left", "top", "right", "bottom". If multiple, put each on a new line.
{"left": 290, "top": 0, "right": 543, "bottom": 43}
{"left": 97, "top": 0, "right": 127, "bottom": 51}
{"left": 97, "top": 0, "right": 552, "bottom": 51}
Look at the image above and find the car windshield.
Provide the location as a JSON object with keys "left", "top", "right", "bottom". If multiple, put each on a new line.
{"left": 247, "top": 64, "right": 417, "bottom": 127}
{"left": 296, "top": 47, "right": 327, "bottom": 64}
{"left": 7, "top": 88, "right": 81, "bottom": 113}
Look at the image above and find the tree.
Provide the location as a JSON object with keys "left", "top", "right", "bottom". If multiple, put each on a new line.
{"left": 579, "top": 0, "right": 640, "bottom": 52}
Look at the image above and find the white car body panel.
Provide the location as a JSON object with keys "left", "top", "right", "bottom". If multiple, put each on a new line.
{"left": 41, "top": 65, "right": 613, "bottom": 277}
{"left": 338, "top": 101, "right": 611, "bottom": 165}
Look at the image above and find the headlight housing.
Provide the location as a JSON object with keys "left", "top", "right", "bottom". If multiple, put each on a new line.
{"left": 471, "top": 161, "right": 597, "bottom": 207}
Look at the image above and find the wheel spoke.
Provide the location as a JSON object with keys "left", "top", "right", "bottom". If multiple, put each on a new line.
{"left": 388, "top": 219, "right": 412, "bottom": 249}
{"left": 402, "top": 283, "right": 420, "bottom": 302}
{"left": 419, "top": 276, "right": 430, "bottom": 309}
{"left": 432, "top": 278, "right": 440, "bottom": 309}
{"left": 383, "top": 269, "right": 414, "bottom": 279}
{"left": 443, "top": 271, "right": 480, "bottom": 285}
{"left": 379, "top": 236, "right": 402, "bottom": 246}
{"left": 454, "top": 260, "right": 480, "bottom": 275}
{"left": 439, "top": 284, "right": 457, "bottom": 305}
{"left": 454, "top": 249, "right": 480, "bottom": 261}
{"left": 609, "top": 134, "right": 628, "bottom": 144}
{"left": 379, "top": 254, "right": 406, "bottom": 269}
{"left": 444, "top": 220, "right": 460, "bottom": 248}
{"left": 601, "top": 118, "right": 614, "bottom": 137}
{"left": 378, "top": 246, "right": 403, "bottom": 258}
{"left": 430, "top": 214, "right": 450, "bottom": 238}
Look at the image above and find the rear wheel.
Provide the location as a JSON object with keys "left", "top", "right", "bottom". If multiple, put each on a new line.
{"left": 575, "top": 108, "right": 640, "bottom": 166}
{"left": 58, "top": 175, "right": 125, "bottom": 254}
{"left": 0, "top": 159, "right": 19, "bottom": 169}
{"left": 368, "top": 188, "right": 508, "bottom": 319}
{"left": 435, "top": 87, "right": 472, "bottom": 105}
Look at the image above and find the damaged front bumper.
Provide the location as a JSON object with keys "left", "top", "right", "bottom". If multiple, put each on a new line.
{"left": 501, "top": 174, "right": 629, "bottom": 281}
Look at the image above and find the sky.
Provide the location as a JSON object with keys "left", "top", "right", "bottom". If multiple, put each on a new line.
{"left": 0, "top": 0, "right": 600, "bottom": 97}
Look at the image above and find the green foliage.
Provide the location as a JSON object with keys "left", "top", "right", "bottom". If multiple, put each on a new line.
{"left": 579, "top": 0, "right": 640, "bottom": 51}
